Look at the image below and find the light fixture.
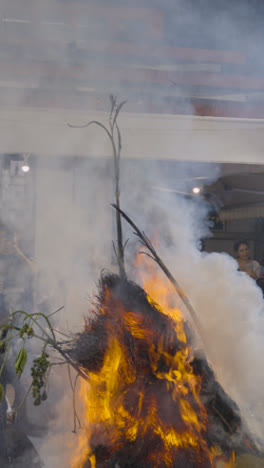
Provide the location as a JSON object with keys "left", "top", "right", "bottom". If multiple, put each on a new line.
{"left": 192, "top": 187, "right": 201, "bottom": 194}
{"left": 21, "top": 153, "right": 30, "bottom": 173}
{"left": 21, "top": 164, "right": 30, "bottom": 173}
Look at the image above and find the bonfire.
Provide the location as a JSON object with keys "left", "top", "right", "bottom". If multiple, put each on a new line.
{"left": 69, "top": 267, "right": 257, "bottom": 468}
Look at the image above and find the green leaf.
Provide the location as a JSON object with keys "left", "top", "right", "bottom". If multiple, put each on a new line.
{"left": 15, "top": 347, "right": 27, "bottom": 378}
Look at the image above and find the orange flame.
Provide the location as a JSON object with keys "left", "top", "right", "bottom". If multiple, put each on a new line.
{"left": 71, "top": 254, "right": 235, "bottom": 467}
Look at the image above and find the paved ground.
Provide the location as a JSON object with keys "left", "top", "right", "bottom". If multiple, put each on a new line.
{"left": 235, "top": 455, "right": 264, "bottom": 467}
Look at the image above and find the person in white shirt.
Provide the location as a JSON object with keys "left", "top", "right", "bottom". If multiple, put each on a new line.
{"left": 234, "top": 239, "right": 261, "bottom": 280}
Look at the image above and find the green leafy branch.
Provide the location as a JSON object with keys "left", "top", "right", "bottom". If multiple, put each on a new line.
{"left": 0, "top": 307, "right": 88, "bottom": 420}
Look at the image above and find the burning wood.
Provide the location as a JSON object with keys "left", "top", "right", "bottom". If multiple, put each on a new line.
{"left": 70, "top": 272, "right": 258, "bottom": 468}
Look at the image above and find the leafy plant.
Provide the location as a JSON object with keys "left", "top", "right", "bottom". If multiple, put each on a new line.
{"left": 0, "top": 307, "right": 85, "bottom": 422}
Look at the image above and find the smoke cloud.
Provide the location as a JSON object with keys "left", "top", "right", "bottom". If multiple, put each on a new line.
{"left": 121, "top": 174, "right": 264, "bottom": 447}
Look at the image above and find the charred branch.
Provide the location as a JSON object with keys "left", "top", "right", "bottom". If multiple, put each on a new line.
{"left": 112, "top": 204, "right": 205, "bottom": 347}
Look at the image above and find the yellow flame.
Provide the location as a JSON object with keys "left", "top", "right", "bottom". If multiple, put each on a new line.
{"left": 71, "top": 254, "right": 233, "bottom": 467}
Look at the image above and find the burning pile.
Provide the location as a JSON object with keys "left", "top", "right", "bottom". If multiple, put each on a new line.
{"left": 70, "top": 271, "right": 256, "bottom": 468}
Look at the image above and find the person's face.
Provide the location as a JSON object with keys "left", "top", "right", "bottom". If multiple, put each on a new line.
{"left": 238, "top": 243, "right": 250, "bottom": 260}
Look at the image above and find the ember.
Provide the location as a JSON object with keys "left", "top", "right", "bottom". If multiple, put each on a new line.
{"left": 70, "top": 268, "right": 254, "bottom": 468}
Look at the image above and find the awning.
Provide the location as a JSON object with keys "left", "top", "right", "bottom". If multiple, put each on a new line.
{"left": 219, "top": 204, "right": 264, "bottom": 220}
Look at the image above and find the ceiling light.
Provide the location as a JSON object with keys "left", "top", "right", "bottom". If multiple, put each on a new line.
{"left": 192, "top": 187, "right": 201, "bottom": 194}
{"left": 21, "top": 164, "right": 30, "bottom": 173}
{"left": 21, "top": 153, "right": 31, "bottom": 173}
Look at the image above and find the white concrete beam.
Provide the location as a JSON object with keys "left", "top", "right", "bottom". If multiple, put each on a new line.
{"left": 0, "top": 106, "right": 264, "bottom": 164}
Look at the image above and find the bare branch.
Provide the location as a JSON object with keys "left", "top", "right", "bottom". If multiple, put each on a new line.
{"left": 109, "top": 94, "right": 117, "bottom": 121}
{"left": 67, "top": 120, "right": 112, "bottom": 143}
{"left": 68, "top": 366, "right": 82, "bottom": 432}
{"left": 139, "top": 251, "right": 156, "bottom": 262}
{"left": 116, "top": 123, "right": 122, "bottom": 161}
{"left": 111, "top": 204, "right": 205, "bottom": 347}
{"left": 68, "top": 98, "right": 127, "bottom": 280}
{"left": 113, "top": 101, "right": 127, "bottom": 129}
{"left": 123, "top": 238, "right": 129, "bottom": 251}
{"left": 47, "top": 306, "right": 64, "bottom": 318}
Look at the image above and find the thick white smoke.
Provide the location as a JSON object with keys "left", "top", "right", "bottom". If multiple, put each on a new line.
{"left": 120, "top": 165, "right": 264, "bottom": 446}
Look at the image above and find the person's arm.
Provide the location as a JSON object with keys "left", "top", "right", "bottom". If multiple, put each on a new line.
{"left": 252, "top": 260, "right": 261, "bottom": 279}
{"left": 245, "top": 261, "right": 261, "bottom": 279}
{"left": 240, "top": 261, "right": 257, "bottom": 279}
